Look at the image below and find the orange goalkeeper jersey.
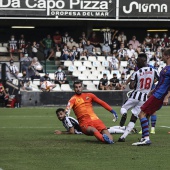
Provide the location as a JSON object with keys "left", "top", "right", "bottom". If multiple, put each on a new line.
{"left": 66, "top": 93, "right": 112, "bottom": 124}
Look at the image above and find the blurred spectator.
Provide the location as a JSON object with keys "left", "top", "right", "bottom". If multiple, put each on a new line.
{"left": 88, "top": 32, "right": 101, "bottom": 48}
{"left": 152, "top": 33, "right": 160, "bottom": 51}
{"left": 61, "top": 45, "right": 69, "bottom": 60}
{"left": 54, "top": 66, "right": 69, "bottom": 86}
{"left": 47, "top": 44, "right": 61, "bottom": 61}
{"left": 118, "top": 31, "right": 127, "bottom": 46}
{"left": 162, "top": 33, "right": 169, "bottom": 47}
{"left": 98, "top": 74, "right": 109, "bottom": 90}
{"left": 20, "top": 70, "right": 32, "bottom": 91}
{"left": 108, "top": 73, "right": 120, "bottom": 90}
{"left": 126, "top": 56, "right": 136, "bottom": 74}
{"left": 126, "top": 44, "right": 135, "bottom": 60}
{"left": 40, "top": 34, "right": 53, "bottom": 60}
{"left": 144, "top": 33, "right": 152, "bottom": 48}
{"left": 40, "top": 73, "right": 56, "bottom": 92}
{"left": 128, "top": 36, "right": 140, "bottom": 50}
{"left": 6, "top": 60, "right": 20, "bottom": 81}
{"left": 109, "top": 52, "right": 119, "bottom": 71}
{"left": 79, "top": 32, "right": 88, "bottom": 46}
{"left": 0, "top": 81, "right": 9, "bottom": 106}
{"left": 118, "top": 43, "right": 128, "bottom": 61}
{"left": 84, "top": 40, "right": 96, "bottom": 56}
{"left": 18, "top": 34, "right": 27, "bottom": 58}
{"left": 53, "top": 31, "right": 62, "bottom": 48}
{"left": 20, "top": 53, "right": 33, "bottom": 77}
{"left": 31, "top": 41, "right": 39, "bottom": 57}
{"left": 119, "top": 73, "right": 126, "bottom": 86}
{"left": 111, "top": 35, "right": 119, "bottom": 53}
{"left": 102, "top": 41, "right": 111, "bottom": 56}
{"left": 155, "top": 46, "right": 163, "bottom": 60}
{"left": 77, "top": 43, "right": 84, "bottom": 57}
{"left": 72, "top": 46, "right": 79, "bottom": 60}
{"left": 101, "top": 27, "right": 113, "bottom": 46}
{"left": 67, "top": 37, "right": 78, "bottom": 50}
{"left": 8, "top": 35, "right": 18, "bottom": 60}
{"left": 62, "top": 32, "right": 71, "bottom": 45}
{"left": 30, "top": 57, "right": 43, "bottom": 73}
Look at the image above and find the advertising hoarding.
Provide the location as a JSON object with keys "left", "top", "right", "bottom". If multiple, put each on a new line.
{"left": 0, "top": 0, "right": 116, "bottom": 19}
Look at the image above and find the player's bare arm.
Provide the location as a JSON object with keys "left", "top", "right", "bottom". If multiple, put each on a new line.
{"left": 54, "top": 127, "right": 75, "bottom": 135}
{"left": 129, "top": 80, "right": 135, "bottom": 89}
{"left": 163, "top": 91, "right": 170, "bottom": 105}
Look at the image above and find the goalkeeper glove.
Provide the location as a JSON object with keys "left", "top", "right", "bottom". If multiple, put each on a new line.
{"left": 110, "top": 109, "right": 118, "bottom": 122}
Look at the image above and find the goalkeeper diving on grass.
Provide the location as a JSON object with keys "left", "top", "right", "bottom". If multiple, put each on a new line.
{"left": 55, "top": 81, "right": 118, "bottom": 144}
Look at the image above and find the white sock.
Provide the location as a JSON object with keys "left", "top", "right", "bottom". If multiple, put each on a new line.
{"left": 144, "top": 136, "right": 150, "bottom": 140}
{"left": 120, "top": 122, "right": 135, "bottom": 139}
{"left": 108, "top": 127, "right": 125, "bottom": 134}
{"left": 151, "top": 127, "right": 155, "bottom": 131}
{"left": 113, "top": 126, "right": 126, "bottom": 130}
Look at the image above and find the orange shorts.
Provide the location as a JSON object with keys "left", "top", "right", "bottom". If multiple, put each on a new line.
{"left": 80, "top": 119, "right": 107, "bottom": 135}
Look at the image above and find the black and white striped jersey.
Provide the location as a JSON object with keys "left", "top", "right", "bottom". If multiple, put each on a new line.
{"left": 129, "top": 67, "right": 159, "bottom": 102}
{"left": 62, "top": 116, "right": 82, "bottom": 134}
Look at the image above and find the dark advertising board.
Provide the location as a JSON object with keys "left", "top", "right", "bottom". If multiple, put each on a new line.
{"left": 119, "top": 0, "right": 170, "bottom": 19}
{"left": 0, "top": 0, "right": 116, "bottom": 19}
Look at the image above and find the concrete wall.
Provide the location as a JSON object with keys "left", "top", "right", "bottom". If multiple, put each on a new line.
{"left": 20, "top": 91, "right": 128, "bottom": 107}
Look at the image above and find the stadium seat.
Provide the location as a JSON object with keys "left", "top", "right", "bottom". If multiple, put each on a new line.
{"left": 92, "top": 60, "right": 102, "bottom": 67}
{"left": 56, "top": 52, "right": 61, "bottom": 58}
{"left": 3, "top": 43, "right": 8, "bottom": 47}
{"left": 88, "top": 56, "right": 97, "bottom": 62}
{"left": 0, "top": 43, "right": 2, "bottom": 47}
{"left": 82, "top": 69, "right": 91, "bottom": 76}
{"left": 68, "top": 65, "right": 75, "bottom": 72}
{"left": 97, "top": 56, "right": 106, "bottom": 62}
{"left": 78, "top": 65, "right": 86, "bottom": 72}
{"left": 0, "top": 47, "right": 8, "bottom": 53}
{"left": 93, "top": 80, "right": 100, "bottom": 86}
{"left": 86, "top": 83, "right": 98, "bottom": 91}
{"left": 61, "top": 84, "right": 72, "bottom": 91}
{"left": 83, "top": 80, "right": 93, "bottom": 86}
{"left": 32, "top": 79, "right": 40, "bottom": 86}
{"left": 106, "top": 56, "right": 112, "bottom": 61}
{"left": 52, "top": 84, "right": 61, "bottom": 91}
{"left": 102, "top": 60, "right": 109, "bottom": 68}
{"left": 80, "top": 56, "right": 88, "bottom": 61}
{"left": 83, "top": 61, "right": 93, "bottom": 68}
{"left": 89, "top": 66, "right": 97, "bottom": 71}
{"left": 102, "top": 70, "right": 110, "bottom": 77}
{"left": 78, "top": 74, "right": 88, "bottom": 80}
{"left": 96, "top": 66, "right": 106, "bottom": 72}
{"left": 120, "top": 61, "right": 128, "bottom": 67}
{"left": 64, "top": 60, "right": 72, "bottom": 67}
{"left": 48, "top": 73, "right": 55, "bottom": 80}
{"left": 92, "top": 70, "right": 101, "bottom": 77}
{"left": 87, "top": 74, "right": 98, "bottom": 81}
{"left": 72, "top": 70, "right": 81, "bottom": 77}
{"left": 73, "top": 61, "right": 83, "bottom": 67}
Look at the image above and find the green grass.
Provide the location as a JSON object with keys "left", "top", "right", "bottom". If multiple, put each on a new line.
{"left": 0, "top": 106, "right": 170, "bottom": 170}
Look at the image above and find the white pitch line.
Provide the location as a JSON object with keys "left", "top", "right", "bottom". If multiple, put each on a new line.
{"left": 0, "top": 127, "right": 58, "bottom": 129}
{"left": 160, "top": 126, "right": 170, "bottom": 129}
{"left": 0, "top": 116, "right": 55, "bottom": 118}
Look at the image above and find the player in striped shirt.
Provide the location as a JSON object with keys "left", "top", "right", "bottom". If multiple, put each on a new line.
{"left": 132, "top": 48, "right": 170, "bottom": 146}
{"left": 118, "top": 53, "right": 159, "bottom": 142}
{"left": 55, "top": 108, "right": 82, "bottom": 134}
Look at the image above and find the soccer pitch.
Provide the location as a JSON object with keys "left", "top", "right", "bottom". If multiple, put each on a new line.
{"left": 0, "top": 106, "right": 170, "bottom": 170}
